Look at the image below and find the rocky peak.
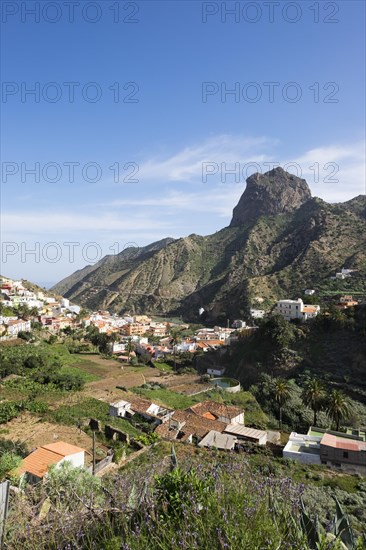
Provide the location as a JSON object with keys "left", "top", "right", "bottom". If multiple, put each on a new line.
{"left": 230, "top": 167, "right": 312, "bottom": 226}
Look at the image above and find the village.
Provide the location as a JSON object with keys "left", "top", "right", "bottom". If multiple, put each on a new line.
{"left": 1, "top": 274, "right": 365, "bottom": 488}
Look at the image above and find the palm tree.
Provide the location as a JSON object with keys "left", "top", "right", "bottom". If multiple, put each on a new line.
{"left": 326, "top": 390, "right": 353, "bottom": 431}
{"left": 272, "top": 378, "right": 292, "bottom": 430}
{"left": 18, "top": 304, "right": 31, "bottom": 320}
{"left": 29, "top": 306, "right": 39, "bottom": 319}
{"left": 301, "top": 378, "right": 326, "bottom": 427}
{"left": 126, "top": 338, "right": 134, "bottom": 362}
{"left": 170, "top": 332, "right": 180, "bottom": 372}
{"left": 76, "top": 308, "right": 89, "bottom": 325}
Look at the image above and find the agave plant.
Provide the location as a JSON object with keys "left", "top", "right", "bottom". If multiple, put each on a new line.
{"left": 299, "top": 497, "right": 358, "bottom": 549}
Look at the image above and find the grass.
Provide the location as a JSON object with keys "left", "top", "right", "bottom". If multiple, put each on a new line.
{"left": 223, "top": 391, "right": 269, "bottom": 429}
{"left": 106, "top": 416, "right": 142, "bottom": 437}
{"left": 47, "top": 397, "right": 144, "bottom": 437}
{"left": 47, "top": 397, "right": 110, "bottom": 425}
{"left": 4, "top": 438, "right": 366, "bottom": 548}
{"left": 131, "top": 385, "right": 269, "bottom": 428}
{"left": 59, "top": 365, "right": 100, "bottom": 383}
{"left": 132, "top": 387, "right": 199, "bottom": 409}
{"left": 152, "top": 361, "right": 174, "bottom": 373}
{"left": 6, "top": 443, "right": 313, "bottom": 550}
{"left": 322, "top": 475, "right": 361, "bottom": 493}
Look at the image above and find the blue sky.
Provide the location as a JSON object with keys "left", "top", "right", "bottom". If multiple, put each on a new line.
{"left": 1, "top": 0, "right": 365, "bottom": 286}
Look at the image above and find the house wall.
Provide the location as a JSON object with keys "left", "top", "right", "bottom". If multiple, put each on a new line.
{"left": 207, "top": 368, "right": 225, "bottom": 376}
{"left": 147, "top": 403, "right": 160, "bottom": 416}
{"left": 232, "top": 413, "right": 245, "bottom": 424}
{"left": 59, "top": 451, "right": 85, "bottom": 469}
{"left": 283, "top": 445, "right": 321, "bottom": 465}
{"left": 218, "top": 412, "right": 244, "bottom": 424}
{"left": 109, "top": 405, "right": 120, "bottom": 417}
{"left": 23, "top": 472, "right": 42, "bottom": 485}
{"left": 320, "top": 446, "right": 366, "bottom": 473}
{"left": 257, "top": 434, "right": 267, "bottom": 445}
{"left": 109, "top": 403, "right": 130, "bottom": 417}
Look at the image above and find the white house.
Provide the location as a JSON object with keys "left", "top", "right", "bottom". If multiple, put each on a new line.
{"left": 232, "top": 320, "right": 246, "bottom": 329}
{"left": 109, "top": 400, "right": 132, "bottom": 418}
{"left": 273, "top": 298, "right": 320, "bottom": 322}
{"left": 178, "top": 341, "right": 196, "bottom": 353}
{"left": 145, "top": 403, "right": 174, "bottom": 423}
{"left": 207, "top": 366, "right": 226, "bottom": 377}
{"left": 6, "top": 319, "right": 31, "bottom": 336}
{"left": 341, "top": 268, "right": 353, "bottom": 276}
{"left": 283, "top": 432, "right": 322, "bottom": 465}
{"left": 108, "top": 342, "right": 126, "bottom": 354}
{"left": 273, "top": 299, "right": 303, "bottom": 321}
{"left": 250, "top": 308, "right": 265, "bottom": 319}
{"left": 17, "top": 441, "right": 86, "bottom": 484}
{"left": 304, "top": 289, "right": 315, "bottom": 296}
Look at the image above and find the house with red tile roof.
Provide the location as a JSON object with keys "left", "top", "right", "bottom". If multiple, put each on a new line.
{"left": 283, "top": 428, "right": 366, "bottom": 474}
{"left": 126, "top": 397, "right": 174, "bottom": 424}
{"left": 188, "top": 400, "right": 244, "bottom": 425}
{"left": 155, "top": 409, "right": 227, "bottom": 443}
{"left": 320, "top": 433, "right": 366, "bottom": 474}
{"left": 17, "top": 441, "right": 86, "bottom": 484}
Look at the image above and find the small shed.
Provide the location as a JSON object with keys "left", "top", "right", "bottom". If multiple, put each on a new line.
{"left": 198, "top": 430, "right": 237, "bottom": 451}
{"left": 109, "top": 400, "right": 132, "bottom": 418}
{"left": 224, "top": 424, "right": 267, "bottom": 445}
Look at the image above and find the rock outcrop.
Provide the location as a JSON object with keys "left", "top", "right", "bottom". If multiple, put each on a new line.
{"left": 230, "top": 167, "right": 312, "bottom": 226}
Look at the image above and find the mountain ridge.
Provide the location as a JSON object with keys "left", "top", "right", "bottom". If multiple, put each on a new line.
{"left": 52, "top": 168, "right": 366, "bottom": 321}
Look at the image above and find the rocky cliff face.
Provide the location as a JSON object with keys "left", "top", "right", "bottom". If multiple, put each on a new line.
{"left": 52, "top": 168, "right": 366, "bottom": 321}
{"left": 230, "top": 167, "right": 312, "bottom": 226}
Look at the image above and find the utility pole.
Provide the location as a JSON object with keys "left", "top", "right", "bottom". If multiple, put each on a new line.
{"left": 0, "top": 481, "right": 10, "bottom": 549}
{"left": 92, "top": 431, "right": 96, "bottom": 475}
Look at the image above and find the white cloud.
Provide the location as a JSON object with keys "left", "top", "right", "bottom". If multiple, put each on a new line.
{"left": 102, "top": 186, "right": 243, "bottom": 218}
{"left": 138, "top": 134, "right": 278, "bottom": 182}
{"left": 134, "top": 135, "right": 365, "bottom": 202}
{"left": 2, "top": 136, "right": 365, "bottom": 246}
{"left": 289, "top": 142, "right": 366, "bottom": 201}
{"left": 1, "top": 212, "right": 170, "bottom": 236}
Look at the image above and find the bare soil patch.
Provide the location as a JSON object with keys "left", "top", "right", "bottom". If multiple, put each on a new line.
{"left": 0, "top": 413, "right": 105, "bottom": 465}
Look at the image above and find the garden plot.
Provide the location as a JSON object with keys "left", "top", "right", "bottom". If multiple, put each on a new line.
{"left": 0, "top": 413, "right": 104, "bottom": 465}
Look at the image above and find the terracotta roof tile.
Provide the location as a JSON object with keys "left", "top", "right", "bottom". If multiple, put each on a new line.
{"left": 321, "top": 433, "right": 366, "bottom": 452}
{"left": 42, "top": 442, "right": 85, "bottom": 456}
{"left": 155, "top": 409, "right": 227, "bottom": 440}
{"left": 18, "top": 441, "right": 85, "bottom": 479}
{"left": 189, "top": 400, "right": 243, "bottom": 420}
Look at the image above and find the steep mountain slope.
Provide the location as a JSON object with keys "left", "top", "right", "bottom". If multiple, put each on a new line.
{"left": 52, "top": 168, "right": 366, "bottom": 321}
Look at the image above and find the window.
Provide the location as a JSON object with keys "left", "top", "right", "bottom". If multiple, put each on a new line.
{"left": 343, "top": 451, "right": 349, "bottom": 459}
